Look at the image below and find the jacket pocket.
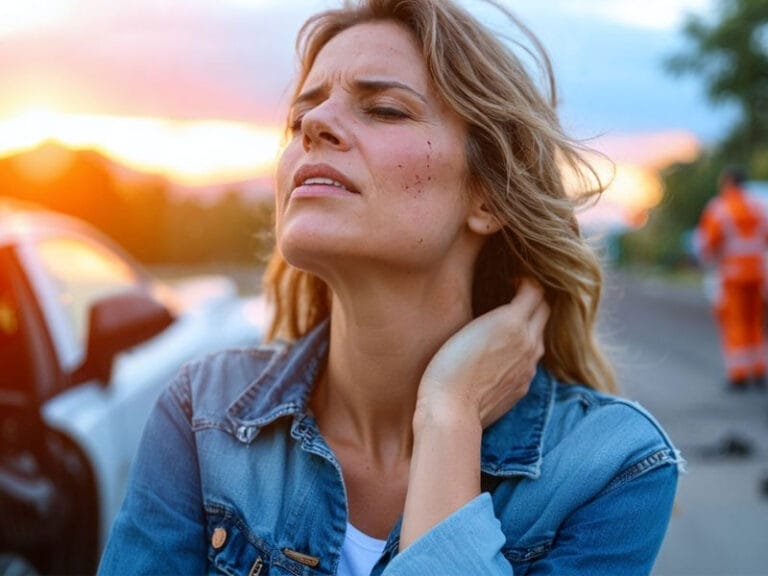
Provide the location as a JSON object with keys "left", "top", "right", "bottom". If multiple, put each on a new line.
{"left": 205, "top": 503, "right": 313, "bottom": 576}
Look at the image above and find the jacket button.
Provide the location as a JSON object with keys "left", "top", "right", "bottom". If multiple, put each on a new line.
{"left": 211, "top": 527, "right": 227, "bottom": 549}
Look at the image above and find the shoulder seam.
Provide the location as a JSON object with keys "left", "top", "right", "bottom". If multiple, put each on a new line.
{"left": 603, "top": 447, "right": 682, "bottom": 494}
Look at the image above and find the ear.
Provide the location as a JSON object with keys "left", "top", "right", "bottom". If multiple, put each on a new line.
{"left": 466, "top": 195, "right": 502, "bottom": 236}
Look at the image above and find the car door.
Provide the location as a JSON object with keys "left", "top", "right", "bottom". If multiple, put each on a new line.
{"left": 17, "top": 230, "right": 174, "bottom": 543}
{"left": 0, "top": 244, "right": 71, "bottom": 570}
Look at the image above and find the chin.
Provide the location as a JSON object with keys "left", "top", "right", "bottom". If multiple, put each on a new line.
{"left": 278, "top": 231, "right": 348, "bottom": 275}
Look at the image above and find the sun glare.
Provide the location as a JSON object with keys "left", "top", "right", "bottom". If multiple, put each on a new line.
{"left": 0, "top": 0, "right": 78, "bottom": 36}
{"left": 602, "top": 162, "right": 663, "bottom": 212}
{"left": 583, "top": 154, "right": 663, "bottom": 215}
{"left": 567, "top": 151, "right": 664, "bottom": 230}
{"left": 0, "top": 109, "right": 283, "bottom": 185}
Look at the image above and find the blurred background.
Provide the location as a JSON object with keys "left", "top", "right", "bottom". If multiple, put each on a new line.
{"left": 1, "top": 0, "right": 766, "bottom": 574}
{"left": 0, "top": 0, "right": 747, "bottom": 271}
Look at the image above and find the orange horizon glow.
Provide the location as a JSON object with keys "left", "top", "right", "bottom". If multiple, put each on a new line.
{"left": 0, "top": 107, "right": 699, "bottom": 224}
{"left": 0, "top": 108, "right": 283, "bottom": 185}
{"left": 592, "top": 130, "right": 701, "bottom": 170}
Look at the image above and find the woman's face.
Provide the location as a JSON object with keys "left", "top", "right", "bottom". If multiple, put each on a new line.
{"left": 276, "top": 21, "right": 482, "bottom": 277}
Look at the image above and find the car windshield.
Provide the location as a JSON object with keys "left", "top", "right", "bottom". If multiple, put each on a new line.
{"left": 34, "top": 236, "right": 141, "bottom": 351}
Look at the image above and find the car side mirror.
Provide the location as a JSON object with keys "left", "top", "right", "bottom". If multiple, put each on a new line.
{"left": 74, "top": 291, "right": 174, "bottom": 386}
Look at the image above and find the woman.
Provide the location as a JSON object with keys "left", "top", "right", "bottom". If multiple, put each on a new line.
{"left": 100, "top": 1, "right": 682, "bottom": 574}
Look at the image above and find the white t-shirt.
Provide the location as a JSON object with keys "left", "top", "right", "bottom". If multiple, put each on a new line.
{"left": 337, "top": 522, "right": 388, "bottom": 576}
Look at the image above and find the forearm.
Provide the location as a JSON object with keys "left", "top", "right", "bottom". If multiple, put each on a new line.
{"left": 400, "top": 400, "right": 482, "bottom": 549}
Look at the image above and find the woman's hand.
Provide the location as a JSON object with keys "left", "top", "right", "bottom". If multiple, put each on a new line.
{"left": 400, "top": 279, "right": 549, "bottom": 549}
{"left": 416, "top": 278, "right": 549, "bottom": 430}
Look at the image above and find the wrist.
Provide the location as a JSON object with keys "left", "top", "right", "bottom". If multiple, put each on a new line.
{"left": 412, "top": 394, "right": 482, "bottom": 435}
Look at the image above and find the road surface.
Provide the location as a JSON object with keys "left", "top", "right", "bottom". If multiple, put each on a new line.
{"left": 600, "top": 271, "right": 768, "bottom": 576}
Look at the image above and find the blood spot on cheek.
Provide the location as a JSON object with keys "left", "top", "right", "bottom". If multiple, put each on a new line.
{"left": 413, "top": 173, "right": 423, "bottom": 195}
{"left": 426, "top": 140, "right": 433, "bottom": 183}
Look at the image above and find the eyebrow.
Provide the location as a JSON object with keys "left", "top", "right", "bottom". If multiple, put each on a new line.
{"left": 293, "top": 79, "right": 429, "bottom": 108}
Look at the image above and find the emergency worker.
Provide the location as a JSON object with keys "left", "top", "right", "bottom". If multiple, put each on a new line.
{"left": 696, "top": 167, "right": 768, "bottom": 390}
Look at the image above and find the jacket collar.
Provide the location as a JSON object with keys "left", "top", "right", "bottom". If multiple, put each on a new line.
{"left": 228, "top": 319, "right": 554, "bottom": 479}
{"left": 226, "top": 320, "right": 330, "bottom": 435}
{"left": 480, "top": 365, "right": 555, "bottom": 479}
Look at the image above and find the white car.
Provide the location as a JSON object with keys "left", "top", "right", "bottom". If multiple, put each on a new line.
{"left": 0, "top": 200, "right": 265, "bottom": 574}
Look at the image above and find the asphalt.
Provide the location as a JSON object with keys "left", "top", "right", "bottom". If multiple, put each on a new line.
{"left": 599, "top": 270, "right": 768, "bottom": 576}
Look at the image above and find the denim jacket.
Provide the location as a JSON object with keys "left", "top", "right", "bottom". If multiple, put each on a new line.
{"left": 100, "top": 321, "right": 682, "bottom": 576}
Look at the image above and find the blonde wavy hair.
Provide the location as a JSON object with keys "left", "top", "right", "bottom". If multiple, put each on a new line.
{"left": 264, "top": 0, "right": 617, "bottom": 393}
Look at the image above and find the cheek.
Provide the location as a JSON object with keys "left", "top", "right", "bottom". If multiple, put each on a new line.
{"left": 390, "top": 140, "right": 466, "bottom": 207}
{"left": 376, "top": 140, "right": 439, "bottom": 198}
{"left": 274, "top": 144, "right": 299, "bottom": 218}
{"left": 378, "top": 156, "right": 470, "bottom": 248}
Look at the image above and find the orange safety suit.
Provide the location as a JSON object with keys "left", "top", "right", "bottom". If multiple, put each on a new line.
{"left": 696, "top": 184, "right": 768, "bottom": 383}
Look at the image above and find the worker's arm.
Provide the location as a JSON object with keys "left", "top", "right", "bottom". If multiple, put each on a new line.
{"left": 695, "top": 201, "right": 723, "bottom": 263}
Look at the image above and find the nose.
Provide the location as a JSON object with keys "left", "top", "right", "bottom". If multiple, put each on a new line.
{"left": 301, "top": 100, "right": 351, "bottom": 152}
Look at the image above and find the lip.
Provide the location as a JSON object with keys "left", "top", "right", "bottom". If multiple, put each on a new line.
{"left": 291, "top": 163, "right": 359, "bottom": 199}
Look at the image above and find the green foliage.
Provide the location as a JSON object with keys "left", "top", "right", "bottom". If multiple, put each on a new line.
{"left": 665, "top": 0, "right": 768, "bottom": 152}
{"left": 621, "top": 0, "right": 768, "bottom": 270}
{"left": 161, "top": 192, "right": 274, "bottom": 265}
{"left": 749, "top": 146, "right": 768, "bottom": 179}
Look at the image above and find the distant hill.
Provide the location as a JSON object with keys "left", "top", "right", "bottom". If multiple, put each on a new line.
{"left": 0, "top": 141, "right": 127, "bottom": 226}
{"left": 0, "top": 141, "right": 275, "bottom": 264}
{"left": 0, "top": 140, "right": 273, "bottom": 204}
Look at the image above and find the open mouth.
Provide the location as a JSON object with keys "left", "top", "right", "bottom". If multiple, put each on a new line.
{"left": 292, "top": 164, "right": 359, "bottom": 195}
{"left": 300, "top": 177, "right": 351, "bottom": 192}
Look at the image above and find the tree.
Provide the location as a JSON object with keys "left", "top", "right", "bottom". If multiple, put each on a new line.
{"left": 619, "top": 1, "right": 768, "bottom": 270}
{"left": 666, "top": 0, "right": 768, "bottom": 156}
{"left": 619, "top": 152, "right": 729, "bottom": 267}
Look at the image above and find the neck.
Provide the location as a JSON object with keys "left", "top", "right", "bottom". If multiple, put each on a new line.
{"left": 311, "top": 266, "right": 474, "bottom": 464}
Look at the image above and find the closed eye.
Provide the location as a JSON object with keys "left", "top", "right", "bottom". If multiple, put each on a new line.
{"left": 367, "top": 107, "right": 409, "bottom": 120}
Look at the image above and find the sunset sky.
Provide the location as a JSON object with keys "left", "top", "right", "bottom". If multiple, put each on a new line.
{"left": 0, "top": 0, "right": 734, "bottom": 218}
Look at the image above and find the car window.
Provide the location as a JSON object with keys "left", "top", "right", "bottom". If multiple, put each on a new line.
{"left": 0, "top": 252, "right": 32, "bottom": 396}
{"left": 34, "top": 236, "right": 141, "bottom": 350}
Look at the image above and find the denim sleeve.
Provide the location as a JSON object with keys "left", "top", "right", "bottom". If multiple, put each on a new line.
{"left": 528, "top": 461, "right": 678, "bottom": 576}
{"left": 98, "top": 368, "right": 207, "bottom": 575}
{"left": 383, "top": 494, "right": 513, "bottom": 576}
{"left": 381, "top": 459, "right": 678, "bottom": 576}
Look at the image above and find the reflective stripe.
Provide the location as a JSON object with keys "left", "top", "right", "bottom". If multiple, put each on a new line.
{"left": 724, "top": 345, "right": 766, "bottom": 371}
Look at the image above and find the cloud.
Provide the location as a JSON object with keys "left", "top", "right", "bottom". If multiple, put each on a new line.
{"left": 514, "top": 0, "right": 714, "bottom": 31}
{"left": 0, "top": 0, "right": 317, "bottom": 122}
{"left": 0, "top": 0, "right": 733, "bottom": 144}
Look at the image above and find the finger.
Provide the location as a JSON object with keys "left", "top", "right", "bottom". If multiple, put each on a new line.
{"left": 529, "top": 299, "right": 550, "bottom": 337}
{"left": 510, "top": 277, "right": 545, "bottom": 319}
